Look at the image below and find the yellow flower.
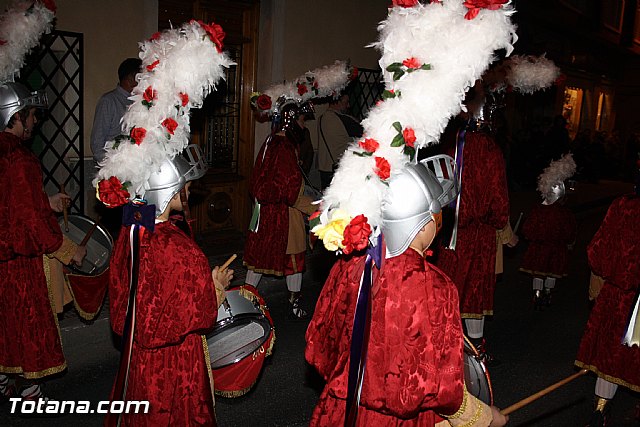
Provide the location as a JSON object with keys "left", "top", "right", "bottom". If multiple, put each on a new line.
{"left": 311, "top": 209, "right": 351, "bottom": 252}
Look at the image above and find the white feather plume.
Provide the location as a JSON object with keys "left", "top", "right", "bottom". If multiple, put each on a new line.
{"left": 0, "top": 0, "right": 55, "bottom": 83}
{"left": 487, "top": 54, "right": 560, "bottom": 94}
{"left": 320, "top": 0, "right": 517, "bottom": 231}
{"left": 95, "top": 20, "right": 234, "bottom": 198}
{"left": 537, "top": 153, "right": 576, "bottom": 200}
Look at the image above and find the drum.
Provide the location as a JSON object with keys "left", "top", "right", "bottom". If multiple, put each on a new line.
{"left": 58, "top": 214, "right": 113, "bottom": 276}
{"left": 208, "top": 285, "right": 275, "bottom": 397}
{"left": 464, "top": 336, "right": 493, "bottom": 405}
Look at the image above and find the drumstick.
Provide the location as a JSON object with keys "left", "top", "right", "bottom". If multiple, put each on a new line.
{"left": 500, "top": 369, "right": 588, "bottom": 415}
{"left": 220, "top": 254, "right": 237, "bottom": 272}
{"left": 60, "top": 184, "right": 69, "bottom": 232}
{"left": 79, "top": 222, "right": 99, "bottom": 247}
{"left": 512, "top": 211, "right": 524, "bottom": 235}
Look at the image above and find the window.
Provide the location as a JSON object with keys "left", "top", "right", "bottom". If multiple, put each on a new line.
{"left": 562, "top": 87, "right": 583, "bottom": 140}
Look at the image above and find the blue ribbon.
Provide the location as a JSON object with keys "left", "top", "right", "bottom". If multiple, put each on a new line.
{"left": 122, "top": 202, "right": 156, "bottom": 232}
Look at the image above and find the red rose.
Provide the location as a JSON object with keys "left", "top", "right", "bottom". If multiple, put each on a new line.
{"left": 40, "top": 0, "right": 57, "bottom": 13}
{"left": 342, "top": 214, "right": 372, "bottom": 255}
{"left": 162, "top": 118, "right": 179, "bottom": 135}
{"left": 197, "top": 20, "right": 225, "bottom": 53}
{"left": 359, "top": 138, "right": 380, "bottom": 153}
{"left": 256, "top": 94, "right": 272, "bottom": 111}
{"left": 374, "top": 156, "right": 391, "bottom": 180}
{"left": 149, "top": 32, "right": 161, "bottom": 41}
{"left": 350, "top": 66, "right": 359, "bottom": 80}
{"left": 309, "top": 210, "right": 321, "bottom": 221}
{"left": 130, "top": 127, "right": 147, "bottom": 145}
{"left": 0, "top": 40, "right": 5, "bottom": 46}
{"left": 297, "top": 83, "right": 308, "bottom": 96}
{"left": 179, "top": 92, "right": 189, "bottom": 107}
{"left": 402, "top": 57, "right": 421, "bottom": 69}
{"left": 463, "top": 0, "right": 508, "bottom": 20}
{"left": 146, "top": 60, "right": 159, "bottom": 71}
{"left": 98, "top": 176, "right": 130, "bottom": 208}
{"left": 391, "top": 0, "right": 419, "bottom": 7}
{"left": 403, "top": 127, "right": 416, "bottom": 147}
{"left": 143, "top": 86, "right": 157, "bottom": 103}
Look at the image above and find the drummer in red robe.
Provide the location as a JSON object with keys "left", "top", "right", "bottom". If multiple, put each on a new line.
{"left": 574, "top": 174, "right": 640, "bottom": 427}
{"left": 434, "top": 82, "right": 518, "bottom": 363}
{"left": 306, "top": 161, "right": 508, "bottom": 426}
{"left": 520, "top": 154, "right": 577, "bottom": 308}
{"left": 0, "top": 81, "right": 87, "bottom": 401}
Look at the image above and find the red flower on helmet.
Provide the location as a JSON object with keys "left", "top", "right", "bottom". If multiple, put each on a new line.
{"left": 402, "top": 57, "right": 421, "bottom": 69}
{"left": 463, "top": 0, "right": 508, "bottom": 20}
{"left": 98, "top": 176, "right": 130, "bottom": 208}
{"left": 359, "top": 138, "right": 380, "bottom": 153}
{"left": 162, "top": 118, "right": 179, "bottom": 135}
{"left": 143, "top": 86, "right": 157, "bottom": 103}
{"left": 375, "top": 156, "right": 391, "bottom": 180}
{"left": 130, "top": 127, "right": 147, "bottom": 145}
{"left": 197, "top": 20, "right": 225, "bottom": 53}
{"left": 342, "top": 214, "right": 372, "bottom": 255}
{"left": 403, "top": 127, "right": 416, "bottom": 147}
{"left": 297, "top": 83, "right": 308, "bottom": 96}
{"left": 40, "top": 0, "right": 57, "bottom": 13}
{"left": 149, "top": 32, "right": 161, "bottom": 41}
{"left": 179, "top": 92, "right": 189, "bottom": 107}
{"left": 392, "top": 0, "right": 419, "bottom": 7}
{"left": 146, "top": 60, "right": 160, "bottom": 72}
{"left": 256, "top": 94, "right": 272, "bottom": 111}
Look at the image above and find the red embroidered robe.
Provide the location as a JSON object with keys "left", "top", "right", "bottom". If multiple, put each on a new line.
{"left": 435, "top": 130, "right": 510, "bottom": 318}
{"left": 575, "top": 195, "right": 640, "bottom": 391}
{"left": 0, "top": 132, "right": 66, "bottom": 378}
{"left": 243, "top": 133, "right": 303, "bottom": 276}
{"left": 520, "top": 203, "right": 576, "bottom": 278}
{"left": 108, "top": 222, "right": 218, "bottom": 426}
{"left": 306, "top": 249, "right": 465, "bottom": 426}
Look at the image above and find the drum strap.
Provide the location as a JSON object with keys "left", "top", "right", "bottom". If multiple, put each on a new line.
{"left": 345, "top": 236, "right": 382, "bottom": 427}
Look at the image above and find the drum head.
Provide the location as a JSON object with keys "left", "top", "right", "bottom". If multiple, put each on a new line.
{"left": 207, "top": 314, "right": 272, "bottom": 369}
{"left": 58, "top": 215, "right": 113, "bottom": 275}
{"left": 464, "top": 337, "right": 493, "bottom": 405}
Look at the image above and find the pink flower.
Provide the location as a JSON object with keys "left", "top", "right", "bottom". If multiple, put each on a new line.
{"left": 146, "top": 60, "right": 160, "bottom": 71}
{"left": 359, "top": 138, "right": 380, "bottom": 153}
{"left": 375, "top": 156, "right": 391, "bottom": 180}
{"left": 403, "top": 128, "right": 416, "bottom": 148}
{"left": 130, "top": 127, "right": 146, "bottom": 145}
{"left": 179, "top": 92, "right": 189, "bottom": 107}
{"left": 402, "top": 57, "right": 421, "bottom": 69}
{"left": 463, "top": 0, "right": 508, "bottom": 20}
{"left": 162, "top": 118, "right": 179, "bottom": 135}
{"left": 297, "top": 83, "right": 308, "bottom": 96}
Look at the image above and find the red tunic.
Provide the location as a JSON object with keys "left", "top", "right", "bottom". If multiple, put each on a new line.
{"left": 306, "top": 250, "right": 465, "bottom": 426}
{"left": 243, "top": 134, "right": 304, "bottom": 276}
{"left": 109, "top": 222, "right": 218, "bottom": 426}
{"left": 0, "top": 132, "right": 66, "bottom": 379}
{"left": 520, "top": 203, "right": 576, "bottom": 278}
{"left": 435, "top": 130, "right": 510, "bottom": 318}
{"left": 575, "top": 195, "right": 640, "bottom": 392}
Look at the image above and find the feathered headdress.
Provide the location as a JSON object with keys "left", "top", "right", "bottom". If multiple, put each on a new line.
{"left": 537, "top": 153, "right": 576, "bottom": 200}
{"left": 94, "top": 20, "right": 234, "bottom": 206}
{"left": 311, "top": 0, "right": 517, "bottom": 252}
{"left": 0, "top": 0, "right": 56, "bottom": 84}
{"left": 485, "top": 54, "right": 561, "bottom": 95}
{"left": 250, "top": 60, "right": 354, "bottom": 118}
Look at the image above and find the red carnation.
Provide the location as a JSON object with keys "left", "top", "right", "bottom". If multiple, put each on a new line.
{"left": 197, "top": 20, "right": 226, "bottom": 53}
{"left": 392, "top": 0, "right": 419, "bottom": 7}
{"left": 143, "top": 86, "right": 157, "bottom": 103}
{"left": 375, "top": 156, "right": 391, "bottom": 180}
{"left": 350, "top": 66, "right": 359, "bottom": 80}
{"left": 179, "top": 92, "right": 189, "bottom": 107}
{"left": 98, "top": 176, "right": 130, "bottom": 208}
{"left": 256, "top": 94, "right": 272, "bottom": 111}
{"left": 162, "top": 118, "right": 179, "bottom": 135}
{"left": 463, "top": 0, "right": 508, "bottom": 20}
{"left": 359, "top": 138, "right": 380, "bottom": 153}
{"left": 40, "top": 0, "right": 57, "bottom": 13}
{"left": 0, "top": 40, "right": 5, "bottom": 46}
{"left": 297, "top": 83, "right": 308, "bottom": 96}
{"left": 402, "top": 57, "right": 421, "bottom": 69}
{"left": 342, "top": 215, "right": 372, "bottom": 255}
{"left": 146, "top": 60, "right": 160, "bottom": 72}
{"left": 130, "top": 127, "right": 147, "bottom": 145}
{"left": 149, "top": 32, "right": 161, "bottom": 41}
{"left": 403, "top": 127, "right": 416, "bottom": 148}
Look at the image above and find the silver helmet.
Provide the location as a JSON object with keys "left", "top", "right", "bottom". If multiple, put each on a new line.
{"left": 381, "top": 155, "right": 459, "bottom": 257}
{"left": 0, "top": 82, "right": 48, "bottom": 131}
{"left": 144, "top": 144, "right": 207, "bottom": 216}
{"left": 542, "top": 181, "right": 565, "bottom": 205}
{"left": 271, "top": 97, "right": 313, "bottom": 134}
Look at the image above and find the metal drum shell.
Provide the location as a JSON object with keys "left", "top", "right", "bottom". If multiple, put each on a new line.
{"left": 464, "top": 336, "right": 493, "bottom": 405}
{"left": 57, "top": 214, "right": 113, "bottom": 276}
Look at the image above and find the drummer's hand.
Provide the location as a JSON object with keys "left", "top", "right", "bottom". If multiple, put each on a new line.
{"left": 71, "top": 245, "right": 87, "bottom": 267}
{"left": 506, "top": 233, "right": 519, "bottom": 248}
{"left": 212, "top": 266, "right": 233, "bottom": 290}
{"left": 49, "top": 193, "right": 71, "bottom": 212}
{"left": 489, "top": 406, "right": 509, "bottom": 426}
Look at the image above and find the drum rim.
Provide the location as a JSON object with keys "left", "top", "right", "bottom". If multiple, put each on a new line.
{"left": 58, "top": 214, "right": 113, "bottom": 276}
{"left": 207, "top": 315, "right": 273, "bottom": 369}
{"left": 463, "top": 335, "right": 494, "bottom": 406}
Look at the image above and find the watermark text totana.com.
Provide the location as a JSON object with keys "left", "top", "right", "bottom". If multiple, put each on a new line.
{"left": 9, "top": 398, "right": 150, "bottom": 415}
